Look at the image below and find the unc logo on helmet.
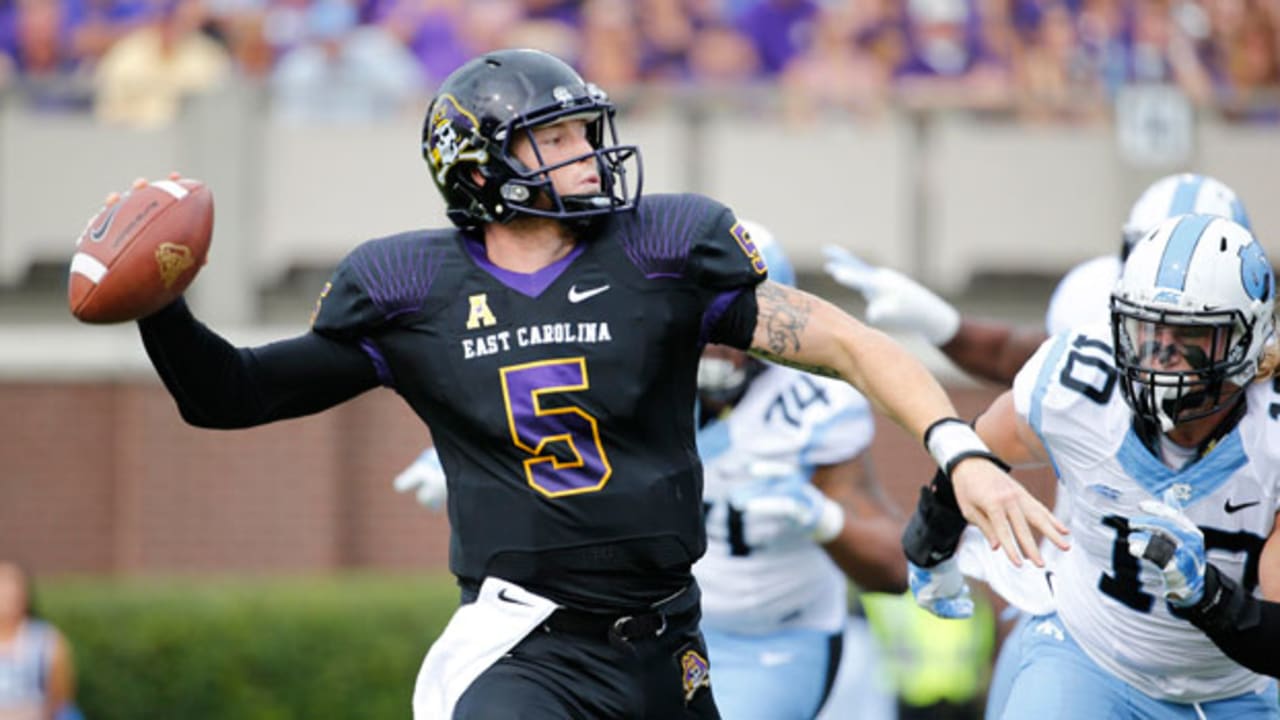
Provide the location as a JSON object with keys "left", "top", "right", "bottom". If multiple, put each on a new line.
{"left": 424, "top": 94, "right": 487, "bottom": 187}
{"left": 1238, "top": 240, "right": 1272, "bottom": 302}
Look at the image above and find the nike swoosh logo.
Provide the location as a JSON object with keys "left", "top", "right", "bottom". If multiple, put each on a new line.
{"left": 1224, "top": 499, "right": 1261, "bottom": 514}
{"left": 567, "top": 284, "right": 610, "bottom": 303}
{"left": 497, "top": 588, "right": 532, "bottom": 607}
{"left": 88, "top": 202, "right": 122, "bottom": 242}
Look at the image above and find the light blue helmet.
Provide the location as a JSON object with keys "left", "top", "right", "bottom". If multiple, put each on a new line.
{"left": 1122, "top": 174, "right": 1251, "bottom": 260}
{"left": 1112, "top": 214, "right": 1274, "bottom": 432}
{"left": 739, "top": 219, "right": 795, "bottom": 287}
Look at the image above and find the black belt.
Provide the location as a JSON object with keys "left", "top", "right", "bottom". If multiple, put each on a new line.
{"left": 543, "top": 585, "right": 699, "bottom": 642}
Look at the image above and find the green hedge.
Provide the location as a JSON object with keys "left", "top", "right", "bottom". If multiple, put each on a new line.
{"left": 38, "top": 573, "right": 460, "bottom": 720}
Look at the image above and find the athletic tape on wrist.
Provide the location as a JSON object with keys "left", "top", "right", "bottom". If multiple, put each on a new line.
{"left": 924, "top": 418, "right": 1005, "bottom": 476}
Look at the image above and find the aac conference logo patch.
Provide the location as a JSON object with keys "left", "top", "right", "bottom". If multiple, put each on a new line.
{"left": 729, "top": 222, "right": 767, "bottom": 276}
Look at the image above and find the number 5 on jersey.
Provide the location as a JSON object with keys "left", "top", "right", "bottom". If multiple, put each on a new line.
{"left": 500, "top": 358, "right": 613, "bottom": 497}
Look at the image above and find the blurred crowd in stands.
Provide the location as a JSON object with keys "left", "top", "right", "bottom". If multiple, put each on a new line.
{"left": 0, "top": 0, "right": 1277, "bottom": 127}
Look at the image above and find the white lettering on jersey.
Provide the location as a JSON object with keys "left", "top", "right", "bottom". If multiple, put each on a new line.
{"left": 462, "top": 331, "right": 512, "bottom": 359}
{"left": 461, "top": 322, "right": 612, "bottom": 359}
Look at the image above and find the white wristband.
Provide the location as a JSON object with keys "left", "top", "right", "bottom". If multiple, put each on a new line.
{"left": 813, "top": 497, "right": 846, "bottom": 544}
{"left": 924, "top": 418, "right": 995, "bottom": 476}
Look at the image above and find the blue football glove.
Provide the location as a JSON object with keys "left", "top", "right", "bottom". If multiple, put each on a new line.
{"left": 908, "top": 558, "right": 974, "bottom": 619}
{"left": 393, "top": 447, "right": 447, "bottom": 510}
{"left": 1127, "top": 499, "right": 1206, "bottom": 608}
{"left": 728, "top": 463, "right": 845, "bottom": 547}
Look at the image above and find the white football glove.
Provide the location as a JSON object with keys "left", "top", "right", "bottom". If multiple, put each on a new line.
{"left": 822, "top": 245, "right": 961, "bottom": 346}
{"left": 1127, "top": 499, "right": 1207, "bottom": 608}
{"left": 393, "top": 447, "right": 447, "bottom": 510}
{"left": 908, "top": 558, "right": 975, "bottom": 619}
{"left": 728, "top": 462, "right": 845, "bottom": 547}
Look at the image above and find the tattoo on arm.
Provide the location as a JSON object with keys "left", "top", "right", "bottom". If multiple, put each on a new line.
{"left": 750, "top": 282, "right": 841, "bottom": 379}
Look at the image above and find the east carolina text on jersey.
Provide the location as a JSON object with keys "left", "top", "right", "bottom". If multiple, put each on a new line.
{"left": 462, "top": 321, "right": 613, "bottom": 359}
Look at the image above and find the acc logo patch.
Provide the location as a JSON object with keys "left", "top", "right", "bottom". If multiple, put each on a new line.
{"left": 680, "top": 649, "right": 710, "bottom": 703}
{"left": 729, "top": 222, "right": 767, "bottom": 276}
{"left": 425, "top": 94, "right": 488, "bottom": 186}
{"left": 155, "top": 243, "right": 195, "bottom": 289}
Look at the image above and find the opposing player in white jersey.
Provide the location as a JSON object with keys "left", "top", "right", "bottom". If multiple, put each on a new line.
{"left": 693, "top": 220, "right": 906, "bottom": 720}
{"left": 825, "top": 172, "right": 1255, "bottom": 717}
{"left": 824, "top": 172, "right": 1253, "bottom": 384}
{"left": 906, "top": 213, "right": 1280, "bottom": 718}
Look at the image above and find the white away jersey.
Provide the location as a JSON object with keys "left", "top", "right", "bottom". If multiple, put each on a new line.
{"left": 1013, "top": 324, "right": 1280, "bottom": 702}
{"left": 694, "top": 364, "right": 873, "bottom": 635}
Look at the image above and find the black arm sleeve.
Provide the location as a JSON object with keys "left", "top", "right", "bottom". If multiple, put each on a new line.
{"left": 1171, "top": 563, "right": 1280, "bottom": 678}
{"left": 137, "top": 299, "right": 381, "bottom": 429}
{"left": 709, "top": 288, "right": 758, "bottom": 350}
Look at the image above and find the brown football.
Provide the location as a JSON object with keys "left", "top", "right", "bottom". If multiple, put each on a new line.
{"left": 68, "top": 178, "right": 214, "bottom": 324}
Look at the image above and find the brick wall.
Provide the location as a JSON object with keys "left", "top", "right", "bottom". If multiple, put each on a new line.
{"left": 0, "top": 381, "right": 1053, "bottom": 576}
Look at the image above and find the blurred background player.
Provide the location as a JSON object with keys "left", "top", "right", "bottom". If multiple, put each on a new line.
{"left": 0, "top": 561, "right": 80, "bottom": 720}
{"left": 824, "top": 172, "right": 1253, "bottom": 385}
{"left": 692, "top": 220, "right": 903, "bottom": 720}
{"left": 905, "top": 214, "right": 1280, "bottom": 718}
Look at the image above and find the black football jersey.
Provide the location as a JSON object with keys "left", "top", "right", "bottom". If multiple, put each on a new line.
{"left": 312, "top": 193, "right": 768, "bottom": 608}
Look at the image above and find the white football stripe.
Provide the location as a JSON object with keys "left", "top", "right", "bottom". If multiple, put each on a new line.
{"left": 150, "top": 179, "right": 189, "bottom": 199}
{"left": 70, "top": 253, "right": 109, "bottom": 284}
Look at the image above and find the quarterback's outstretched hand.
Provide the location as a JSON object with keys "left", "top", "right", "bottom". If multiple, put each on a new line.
{"left": 822, "top": 245, "right": 961, "bottom": 346}
{"left": 1127, "top": 499, "right": 1206, "bottom": 607}
{"left": 393, "top": 447, "right": 447, "bottom": 510}
{"left": 909, "top": 558, "right": 974, "bottom": 619}
{"left": 729, "top": 464, "right": 845, "bottom": 547}
{"left": 950, "top": 458, "right": 1069, "bottom": 568}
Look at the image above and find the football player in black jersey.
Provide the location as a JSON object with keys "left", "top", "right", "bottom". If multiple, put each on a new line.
{"left": 127, "top": 49, "right": 1066, "bottom": 719}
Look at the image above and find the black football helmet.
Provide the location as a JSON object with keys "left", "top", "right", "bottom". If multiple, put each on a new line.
{"left": 422, "top": 48, "right": 642, "bottom": 231}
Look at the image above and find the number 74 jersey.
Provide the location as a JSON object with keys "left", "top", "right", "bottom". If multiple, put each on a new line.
{"left": 1012, "top": 323, "right": 1280, "bottom": 703}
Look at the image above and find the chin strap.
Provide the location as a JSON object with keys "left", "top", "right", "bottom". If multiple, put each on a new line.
{"left": 1130, "top": 391, "right": 1247, "bottom": 461}
{"left": 1171, "top": 564, "right": 1280, "bottom": 678}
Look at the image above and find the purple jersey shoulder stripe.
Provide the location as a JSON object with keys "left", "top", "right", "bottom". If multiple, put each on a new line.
{"left": 616, "top": 195, "right": 708, "bottom": 278}
{"left": 348, "top": 236, "right": 443, "bottom": 320}
{"left": 464, "top": 236, "right": 586, "bottom": 298}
